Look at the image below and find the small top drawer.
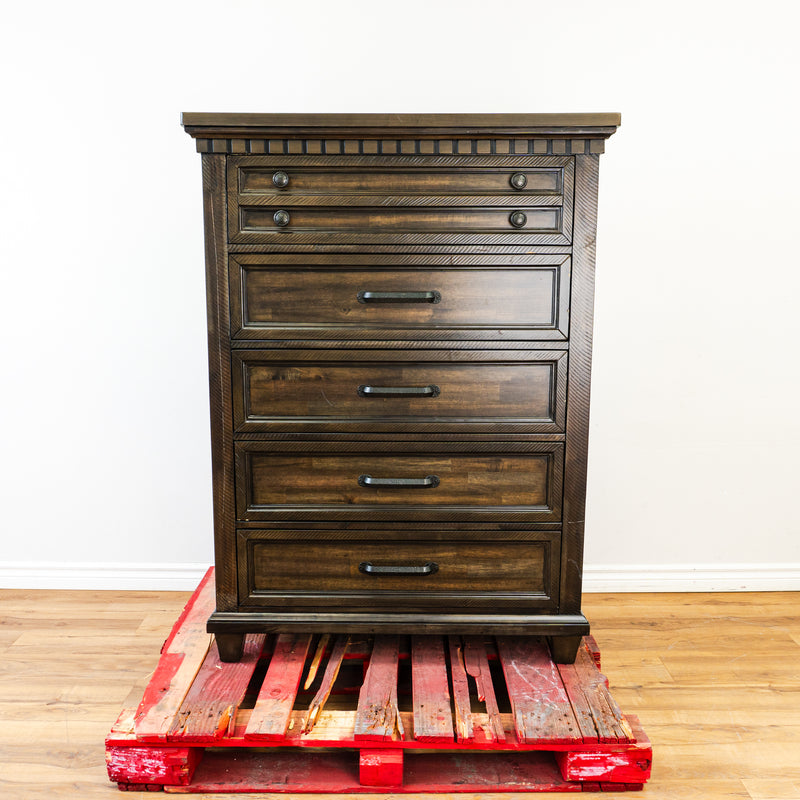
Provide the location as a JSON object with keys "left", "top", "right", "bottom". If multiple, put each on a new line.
{"left": 227, "top": 155, "right": 574, "bottom": 245}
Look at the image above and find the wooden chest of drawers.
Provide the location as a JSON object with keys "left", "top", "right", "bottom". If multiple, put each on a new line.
{"left": 182, "top": 113, "right": 620, "bottom": 663}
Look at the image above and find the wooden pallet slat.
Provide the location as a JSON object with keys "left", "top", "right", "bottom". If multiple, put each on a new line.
{"left": 168, "top": 633, "right": 266, "bottom": 741}
{"left": 354, "top": 635, "right": 403, "bottom": 741}
{"left": 133, "top": 567, "right": 217, "bottom": 742}
{"left": 411, "top": 636, "right": 454, "bottom": 742}
{"left": 447, "top": 635, "right": 474, "bottom": 743}
{"left": 496, "top": 636, "right": 582, "bottom": 744}
{"left": 304, "top": 634, "right": 349, "bottom": 733}
{"left": 557, "top": 641, "right": 634, "bottom": 744}
{"left": 304, "top": 633, "right": 331, "bottom": 690}
{"left": 244, "top": 633, "right": 312, "bottom": 740}
{"left": 463, "top": 636, "right": 506, "bottom": 743}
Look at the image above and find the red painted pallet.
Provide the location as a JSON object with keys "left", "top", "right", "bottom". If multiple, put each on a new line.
{"left": 106, "top": 568, "right": 652, "bottom": 793}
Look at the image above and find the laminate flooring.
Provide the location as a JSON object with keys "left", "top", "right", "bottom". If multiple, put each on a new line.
{"left": 0, "top": 588, "right": 797, "bottom": 799}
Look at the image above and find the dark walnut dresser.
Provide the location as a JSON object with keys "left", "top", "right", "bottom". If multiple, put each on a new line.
{"left": 181, "top": 113, "right": 620, "bottom": 663}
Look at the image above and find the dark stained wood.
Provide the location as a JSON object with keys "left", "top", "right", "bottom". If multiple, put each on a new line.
{"left": 410, "top": 636, "right": 454, "bottom": 742}
{"left": 244, "top": 633, "right": 312, "bottom": 740}
{"left": 184, "top": 114, "right": 619, "bottom": 661}
{"left": 201, "top": 155, "right": 237, "bottom": 613}
{"left": 237, "top": 166, "right": 563, "bottom": 196}
{"left": 354, "top": 636, "right": 403, "bottom": 742}
{"left": 559, "top": 153, "right": 600, "bottom": 618}
{"left": 229, "top": 252, "right": 572, "bottom": 342}
{"left": 232, "top": 350, "right": 567, "bottom": 435}
{"left": 236, "top": 441, "right": 563, "bottom": 522}
{"left": 182, "top": 111, "right": 622, "bottom": 131}
{"left": 238, "top": 204, "right": 561, "bottom": 236}
{"left": 246, "top": 538, "right": 550, "bottom": 597}
{"left": 495, "top": 636, "right": 581, "bottom": 744}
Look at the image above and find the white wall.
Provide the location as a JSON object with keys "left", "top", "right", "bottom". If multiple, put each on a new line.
{"left": 1, "top": 0, "right": 798, "bottom": 590}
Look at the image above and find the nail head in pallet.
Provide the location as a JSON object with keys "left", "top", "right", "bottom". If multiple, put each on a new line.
{"left": 106, "top": 568, "right": 651, "bottom": 792}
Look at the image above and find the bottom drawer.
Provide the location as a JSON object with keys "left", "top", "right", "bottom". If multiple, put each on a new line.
{"left": 237, "top": 530, "right": 560, "bottom": 612}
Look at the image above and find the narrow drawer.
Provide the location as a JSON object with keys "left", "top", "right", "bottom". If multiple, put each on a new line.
{"left": 239, "top": 204, "right": 561, "bottom": 233}
{"left": 232, "top": 349, "right": 567, "bottom": 434}
{"left": 230, "top": 253, "right": 571, "bottom": 341}
{"left": 235, "top": 165, "right": 565, "bottom": 197}
{"left": 237, "top": 529, "right": 560, "bottom": 612}
{"left": 234, "top": 441, "right": 563, "bottom": 522}
{"left": 227, "top": 155, "right": 573, "bottom": 245}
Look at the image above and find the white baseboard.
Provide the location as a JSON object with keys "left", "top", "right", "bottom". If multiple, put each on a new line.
{"left": 0, "top": 561, "right": 799, "bottom": 592}
{"left": 0, "top": 562, "right": 212, "bottom": 591}
{"left": 582, "top": 563, "right": 800, "bottom": 592}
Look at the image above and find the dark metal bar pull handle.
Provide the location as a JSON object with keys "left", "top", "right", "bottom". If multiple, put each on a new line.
{"left": 357, "top": 290, "right": 441, "bottom": 304}
{"left": 357, "top": 384, "right": 440, "bottom": 398}
{"left": 359, "top": 561, "right": 439, "bottom": 576}
{"left": 358, "top": 474, "right": 440, "bottom": 488}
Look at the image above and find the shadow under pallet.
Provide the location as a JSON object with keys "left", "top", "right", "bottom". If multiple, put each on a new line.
{"left": 106, "top": 568, "right": 652, "bottom": 792}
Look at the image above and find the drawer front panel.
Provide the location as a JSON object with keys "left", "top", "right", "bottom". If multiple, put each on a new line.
{"left": 227, "top": 155, "right": 574, "bottom": 245}
{"left": 237, "top": 530, "right": 560, "bottom": 611}
{"left": 235, "top": 442, "right": 563, "bottom": 522}
{"left": 231, "top": 254, "right": 571, "bottom": 341}
{"left": 239, "top": 205, "right": 561, "bottom": 233}
{"left": 232, "top": 350, "right": 567, "bottom": 434}
{"left": 237, "top": 167, "right": 564, "bottom": 197}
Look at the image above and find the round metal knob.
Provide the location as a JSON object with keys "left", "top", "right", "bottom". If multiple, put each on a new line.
{"left": 273, "top": 209, "right": 290, "bottom": 227}
{"left": 509, "top": 210, "right": 527, "bottom": 228}
{"left": 272, "top": 170, "right": 289, "bottom": 189}
{"left": 510, "top": 172, "right": 528, "bottom": 190}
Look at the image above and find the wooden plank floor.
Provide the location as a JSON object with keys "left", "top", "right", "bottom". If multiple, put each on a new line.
{"left": 0, "top": 589, "right": 798, "bottom": 798}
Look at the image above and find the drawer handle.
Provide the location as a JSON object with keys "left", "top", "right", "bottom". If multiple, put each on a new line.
{"left": 509, "top": 210, "right": 527, "bottom": 228}
{"left": 358, "top": 474, "right": 440, "bottom": 488}
{"left": 357, "top": 290, "right": 441, "bottom": 304}
{"left": 358, "top": 384, "right": 440, "bottom": 398}
{"left": 272, "top": 170, "right": 289, "bottom": 188}
{"left": 359, "top": 561, "right": 439, "bottom": 576}
{"left": 273, "top": 209, "right": 291, "bottom": 227}
{"left": 510, "top": 172, "right": 528, "bottom": 190}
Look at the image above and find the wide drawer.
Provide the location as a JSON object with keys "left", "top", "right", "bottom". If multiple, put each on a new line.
{"left": 230, "top": 253, "right": 571, "bottom": 341}
{"left": 237, "top": 529, "right": 560, "bottom": 612}
{"left": 227, "top": 155, "right": 573, "bottom": 245}
{"left": 232, "top": 349, "right": 567, "bottom": 434}
{"left": 234, "top": 441, "right": 563, "bottom": 522}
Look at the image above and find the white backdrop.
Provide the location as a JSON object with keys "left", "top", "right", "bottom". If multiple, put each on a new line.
{"left": 1, "top": 0, "right": 798, "bottom": 590}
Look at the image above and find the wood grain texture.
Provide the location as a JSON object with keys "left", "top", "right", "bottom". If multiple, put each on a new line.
{"left": 409, "top": 636, "right": 454, "bottom": 742}
{"left": 132, "top": 569, "right": 216, "bottom": 742}
{"left": 496, "top": 636, "right": 581, "bottom": 744}
{"left": 463, "top": 636, "right": 505, "bottom": 743}
{"left": 200, "top": 154, "right": 236, "bottom": 613}
{"left": 229, "top": 252, "right": 571, "bottom": 342}
{"left": 354, "top": 636, "right": 403, "bottom": 741}
{"left": 447, "top": 636, "right": 474, "bottom": 743}
{"left": 168, "top": 633, "right": 265, "bottom": 741}
{"left": 243, "top": 633, "right": 312, "bottom": 740}
{"left": 235, "top": 440, "right": 563, "bottom": 523}
{"left": 559, "top": 153, "right": 600, "bottom": 616}
{"left": 232, "top": 350, "right": 567, "bottom": 435}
